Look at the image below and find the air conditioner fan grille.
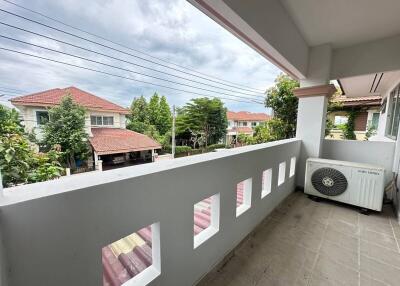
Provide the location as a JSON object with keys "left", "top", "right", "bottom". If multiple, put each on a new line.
{"left": 311, "top": 167, "right": 348, "bottom": 196}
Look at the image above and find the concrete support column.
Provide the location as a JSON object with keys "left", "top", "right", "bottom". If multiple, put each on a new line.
{"left": 294, "top": 44, "right": 335, "bottom": 187}
{"left": 294, "top": 84, "right": 336, "bottom": 187}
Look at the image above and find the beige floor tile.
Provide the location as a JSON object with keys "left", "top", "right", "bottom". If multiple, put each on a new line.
{"left": 327, "top": 219, "right": 359, "bottom": 237}
{"left": 319, "top": 240, "right": 359, "bottom": 270}
{"left": 330, "top": 207, "right": 359, "bottom": 226}
{"left": 360, "top": 274, "right": 387, "bottom": 286}
{"left": 312, "top": 255, "right": 359, "bottom": 286}
{"left": 324, "top": 228, "right": 359, "bottom": 251}
{"left": 360, "top": 216, "right": 394, "bottom": 236}
{"left": 361, "top": 229, "right": 398, "bottom": 251}
{"left": 360, "top": 254, "right": 400, "bottom": 286}
{"left": 361, "top": 240, "right": 400, "bottom": 268}
{"left": 308, "top": 272, "right": 346, "bottom": 286}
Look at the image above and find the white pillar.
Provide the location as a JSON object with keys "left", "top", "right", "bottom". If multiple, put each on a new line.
{"left": 151, "top": 149, "right": 155, "bottom": 162}
{"left": 97, "top": 160, "right": 103, "bottom": 172}
{"left": 294, "top": 44, "right": 336, "bottom": 187}
{"left": 94, "top": 151, "right": 99, "bottom": 167}
{"left": 66, "top": 168, "right": 71, "bottom": 176}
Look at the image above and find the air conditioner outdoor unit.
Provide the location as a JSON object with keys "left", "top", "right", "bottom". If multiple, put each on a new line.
{"left": 305, "top": 158, "right": 385, "bottom": 211}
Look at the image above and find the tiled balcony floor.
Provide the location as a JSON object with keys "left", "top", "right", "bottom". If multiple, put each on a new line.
{"left": 198, "top": 191, "right": 400, "bottom": 286}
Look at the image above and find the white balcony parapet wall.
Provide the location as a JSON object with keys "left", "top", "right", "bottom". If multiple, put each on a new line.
{"left": 0, "top": 138, "right": 300, "bottom": 286}
{"left": 322, "top": 139, "right": 395, "bottom": 185}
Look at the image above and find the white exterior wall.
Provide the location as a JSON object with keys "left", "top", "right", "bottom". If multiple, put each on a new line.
{"left": 371, "top": 79, "right": 400, "bottom": 141}
{"left": 87, "top": 111, "right": 125, "bottom": 129}
{"left": 15, "top": 105, "right": 127, "bottom": 139}
{"left": 0, "top": 139, "right": 300, "bottom": 286}
{"left": 322, "top": 139, "right": 395, "bottom": 185}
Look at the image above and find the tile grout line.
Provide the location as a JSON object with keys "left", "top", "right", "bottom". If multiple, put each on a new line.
{"left": 389, "top": 217, "right": 400, "bottom": 253}
{"left": 306, "top": 205, "right": 333, "bottom": 286}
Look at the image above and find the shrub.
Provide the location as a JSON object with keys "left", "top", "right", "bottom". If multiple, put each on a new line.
{"left": 206, "top": 143, "right": 226, "bottom": 150}
{"left": 163, "top": 145, "right": 192, "bottom": 154}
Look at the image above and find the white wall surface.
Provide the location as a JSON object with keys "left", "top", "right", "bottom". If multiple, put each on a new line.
{"left": 0, "top": 139, "right": 300, "bottom": 286}
{"left": 322, "top": 139, "right": 395, "bottom": 185}
{"left": 296, "top": 95, "right": 328, "bottom": 187}
{"left": 331, "top": 34, "right": 400, "bottom": 79}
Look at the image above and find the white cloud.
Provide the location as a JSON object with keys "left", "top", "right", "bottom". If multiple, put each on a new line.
{"left": 0, "top": 0, "right": 281, "bottom": 113}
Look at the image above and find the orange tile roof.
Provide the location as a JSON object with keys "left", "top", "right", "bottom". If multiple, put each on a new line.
{"left": 90, "top": 128, "right": 161, "bottom": 155}
{"left": 10, "top": 86, "right": 129, "bottom": 114}
{"left": 227, "top": 111, "right": 270, "bottom": 121}
{"left": 332, "top": 95, "right": 382, "bottom": 106}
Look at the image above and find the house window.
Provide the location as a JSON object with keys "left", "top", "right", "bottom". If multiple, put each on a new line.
{"left": 386, "top": 85, "right": 400, "bottom": 139}
{"left": 91, "top": 115, "right": 114, "bottom": 126}
{"left": 370, "top": 113, "right": 380, "bottom": 130}
{"left": 242, "top": 122, "right": 247, "bottom": 127}
{"left": 103, "top": 116, "right": 114, "bottom": 126}
{"left": 334, "top": 116, "right": 348, "bottom": 126}
{"left": 36, "top": 111, "right": 49, "bottom": 126}
{"left": 251, "top": 122, "right": 257, "bottom": 127}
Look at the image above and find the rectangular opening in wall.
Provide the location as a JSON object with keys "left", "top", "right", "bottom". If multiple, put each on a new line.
{"left": 194, "top": 193, "right": 220, "bottom": 249}
{"left": 102, "top": 222, "right": 161, "bottom": 286}
{"left": 236, "top": 178, "right": 252, "bottom": 217}
{"left": 278, "top": 161, "right": 286, "bottom": 186}
{"left": 289, "top": 157, "right": 296, "bottom": 178}
{"left": 261, "top": 169, "right": 272, "bottom": 198}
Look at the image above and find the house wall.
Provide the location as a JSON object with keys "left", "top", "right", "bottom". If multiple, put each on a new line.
{"left": 372, "top": 79, "right": 400, "bottom": 141}
{"left": 87, "top": 111, "right": 125, "bottom": 129}
{"left": 0, "top": 138, "right": 300, "bottom": 286}
{"left": 14, "top": 105, "right": 127, "bottom": 140}
{"left": 228, "top": 120, "right": 264, "bottom": 128}
{"left": 321, "top": 139, "right": 395, "bottom": 185}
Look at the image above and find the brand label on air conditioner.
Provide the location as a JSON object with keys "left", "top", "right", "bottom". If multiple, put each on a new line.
{"left": 357, "top": 169, "right": 380, "bottom": 176}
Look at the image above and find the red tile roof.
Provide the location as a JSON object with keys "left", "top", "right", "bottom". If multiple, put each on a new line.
{"left": 10, "top": 86, "right": 129, "bottom": 114}
{"left": 228, "top": 127, "right": 254, "bottom": 134}
{"left": 332, "top": 95, "right": 382, "bottom": 107}
{"left": 227, "top": 111, "right": 271, "bottom": 121}
{"left": 90, "top": 128, "right": 161, "bottom": 155}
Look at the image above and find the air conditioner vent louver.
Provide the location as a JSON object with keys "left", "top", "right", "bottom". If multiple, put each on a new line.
{"left": 311, "top": 167, "right": 348, "bottom": 196}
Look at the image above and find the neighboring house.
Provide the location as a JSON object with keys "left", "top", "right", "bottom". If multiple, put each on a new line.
{"left": 10, "top": 86, "right": 161, "bottom": 170}
{"left": 225, "top": 111, "right": 271, "bottom": 145}
{"left": 327, "top": 95, "right": 381, "bottom": 140}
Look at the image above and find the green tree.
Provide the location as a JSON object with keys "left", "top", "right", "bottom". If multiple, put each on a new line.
{"left": 148, "top": 92, "right": 160, "bottom": 127}
{"left": 0, "top": 106, "right": 32, "bottom": 186}
{"left": 157, "top": 96, "right": 172, "bottom": 135}
{"left": 176, "top": 97, "right": 227, "bottom": 147}
{"left": 252, "top": 119, "right": 288, "bottom": 143}
{"left": 265, "top": 74, "right": 299, "bottom": 138}
{"left": 341, "top": 110, "right": 357, "bottom": 140}
{"left": 42, "top": 95, "right": 89, "bottom": 169}
{"left": 127, "top": 96, "right": 150, "bottom": 133}
{"left": 0, "top": 106, "right": 62, "bottom": 187}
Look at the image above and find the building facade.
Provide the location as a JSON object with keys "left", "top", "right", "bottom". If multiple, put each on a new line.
{"left": 11, "top": 86, "right": 161, "bottom": 170}
{"left": 225, "top": 111, "right": 271, "bottom": 145}
{"left": 327, "top": 95, "right": 381, "bottom": 140}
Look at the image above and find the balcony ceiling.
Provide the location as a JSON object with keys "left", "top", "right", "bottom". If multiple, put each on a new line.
{"left": 280, "top": 0, "right": 400, "bottom": 48}
{"left": 340, "top": 70, "right": 400, "bottom": 97}
{"left": 190, "top": 0, "right": 400, "bottom": 80}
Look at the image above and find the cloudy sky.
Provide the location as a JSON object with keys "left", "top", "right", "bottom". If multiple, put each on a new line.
{"left": 0, "top": 0, "right": 282, "bottom": 113}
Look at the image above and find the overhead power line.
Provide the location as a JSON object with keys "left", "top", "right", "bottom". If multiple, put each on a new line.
{"left": 0, "top": 86, "right": 28, "bottom": 93}
{"left": 0, "top": 34, "right": 264, "bottom": 104}
{"left": 0, "top": 21, "right": 264, "bottom": 99}
{"left": 0, "top": 7, "right": 266, "bottom": 95}
{"left": 0, "top": 47, "right": 263, "bottom": 105}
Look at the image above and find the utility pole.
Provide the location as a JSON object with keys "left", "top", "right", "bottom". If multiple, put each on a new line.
{"left": 172, "top": 105, "right": 176, "bottom": 159}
